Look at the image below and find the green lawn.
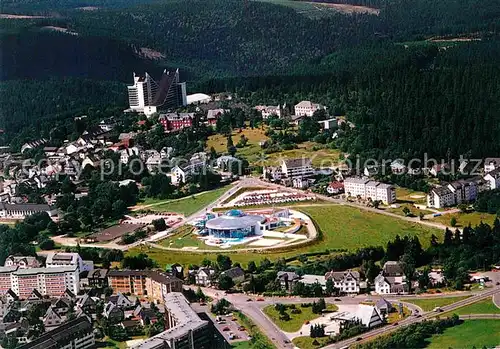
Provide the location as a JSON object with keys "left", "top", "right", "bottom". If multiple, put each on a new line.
{"left": 395, "top": 187, "right": 428, "bottom": 204}
{"left": 429, "top": 211, "right": 497, "bottom": 228}
{"left": 425, "top": 320, "right": 500, "bottom": 349}
{"left": 263, "top": 304, "right": 338, "bottom": 332}
{"left": 450, "top": 298, "right": 500, "bottom": 315}
{"left": 128, "top": 204, "right": 442, "bottom": 267}
{"left": 292, "top": 336, "right": 330, "bottom": 349}
{"left": 148, "top": 186, "right": 230, "bottom": 216}
{"left": 234, "top": 310, "right": 276, "bottom": 349}
{"left": 299, "top": 205, "right": 442, "bottom": 250}
{"left": 403, "top": 296, "right": 471, "bottom": 311}
{"left": 384, "top": 204, "right": 433, "bottom": 219}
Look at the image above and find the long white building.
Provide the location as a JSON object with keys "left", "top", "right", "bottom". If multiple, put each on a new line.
{"left": 294, "top": 100, "right": 325, "bottom": 117}
{"left": 280, "top": 158, "right": 314, "bottom": 179}
{"left": 0, "top": 265, "right": 80, "bottom": 299}
{"left": 344, "top": 178, "right": 396, "bottom": 204}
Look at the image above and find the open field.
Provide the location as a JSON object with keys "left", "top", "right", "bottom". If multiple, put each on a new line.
{"left": 429, "top": 211, "right": 497, "bottom": 228}
{"left": 263, "top": 304, "right": 338, "bottom": 332}
{"left": 449, "top": 298, "right": 500, "bottom": 315}
{"left": 129, "top": 204, "right": 442, "bottom": 266}
{"left": 299, "top": 205, "right": 442, "bottom": 250}
{"left": 292, "top": 336, "right": 330, "bottom": 349}
{"left": 207, "top": 128, "right": 340, "bottom": 167}
{"left": 386, "top": 306, "right": 411, "bottom": 323}
{"left": 308, "top": 2, "right": 379, "bottom": 15}
{"left": 395, "top": 187, "right": 427, "bottom": 204}
{"left": 425, "top": 320, "right": 500, "bottom": 349}
{"left": 146, "top": 186, "right": 230, "bottom": 216}
{"left": 384, "top": 204, "right": 433, "bottom": 218}
{"left": 403, "top": 296, "right": 471, "bottom": 311}
{"left": 255, "top": 0, "right": 378, "bottom": 18}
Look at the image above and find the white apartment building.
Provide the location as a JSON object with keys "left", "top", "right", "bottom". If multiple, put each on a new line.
{"left": 46, "top": 252, "right": 88, "bottom": 273}
{"left": 427, "top": 187, "right": 455, "bottom": 208}
{"left": 427, "top": 178, "right": 483, "bottom": 208}
{"left": 325, "top": 270, "right": 361, "bottom": 294}
{"left": 294, "top": 100, "right": 325, "bottom": 117}
{"left": 255, "top": 105, "right": 283, "bottom": 118}
{"left": 344, "top": 178, "right": 396, "bottom": 204}
{"left": 281, "top": 158, "right": 314, "bottom": 179}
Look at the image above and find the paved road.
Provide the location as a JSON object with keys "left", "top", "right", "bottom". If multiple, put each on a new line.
{"left": 323, "top": 286, "right": 500, "bottom": 349}
{"left": 190, "top": 285, "right": 500, "bottom": 349}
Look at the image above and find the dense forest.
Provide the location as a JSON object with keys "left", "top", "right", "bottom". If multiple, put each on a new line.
{"left": 1, "top": 0, "right": 500, "bottom": 159}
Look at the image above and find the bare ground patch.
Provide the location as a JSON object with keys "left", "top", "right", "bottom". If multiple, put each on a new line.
{"left": 306, "top": 2, "right": 380, "bottom": 15}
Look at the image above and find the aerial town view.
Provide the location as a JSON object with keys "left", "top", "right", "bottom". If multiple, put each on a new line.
{"left": 0, "top": 0, "right": 500, "bottom": 348}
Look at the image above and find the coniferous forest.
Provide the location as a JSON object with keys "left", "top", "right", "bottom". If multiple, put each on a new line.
{"left": 1, "top": 0, "right": 500, "bottom": 160}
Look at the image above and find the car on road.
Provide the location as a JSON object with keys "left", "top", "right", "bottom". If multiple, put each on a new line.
{"left": 246, "top": 298, "right": 252, "bottom": 302}
{"left": 356, "top": 337, "right": 363, "bottom": 341}
{"left": 238, "top": 326, "right": 246, "bottom": 331}
{"left": 257, "top": 298, "right": 265, "bottom": 301}
{"left": 334, "top": 298, "right": 342, "bottom": 301}
{"left": 222, "top": 327, "right": 230, "bottom": 331}
{"left": 433, "top": 307, "right": 443, "bottom": 312}
{"left": 393, "top": 322, "right": 398, "bottom": 326}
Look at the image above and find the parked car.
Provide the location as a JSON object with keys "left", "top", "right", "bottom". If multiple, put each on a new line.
{"left": 238, "top": 326, "right": 245, "bottom": 331}
{"left": 257, "top": 298, "right": 265, "bottom": 301}
{"left": 222, "top": 327, "right": 230, "bottom": 331}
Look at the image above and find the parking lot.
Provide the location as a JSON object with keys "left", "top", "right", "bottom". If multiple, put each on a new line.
{"left": 193, "top": 304, "right": 251, "bottom": 344}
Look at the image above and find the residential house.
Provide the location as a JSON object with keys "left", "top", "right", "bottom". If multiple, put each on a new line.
{"left": 294, "top": 101, "right": 325, "bottom": 117}
{"left": 76, "top": 294, "right": 97, "bottom": 314}
{"left": 390, "top": 160, "right": 406, "bottom": 174}
{"left": 3, "top": 255, "right": 40, "bottom": 269}
{"left": 326, "top": 181, "right": 344, "bottom": 195}
{"left": 255, "top": 105, "right": 283, "bottom": 119}
{"left": 484, "top": 158, "right": 500, "bottom": 174}
{"left": 43, "top": 306, "right": 64, "bottom": 330}
{"left": 206, "top": 109, "right": 229, "bottom": 125}
{"left": 299, "top": 274, "right": 327, "bottom": 289}
{"left": 17, "top": 317, "right": 95, "bottom": 349}
{"left": 169, "top": 264, "right": 184, "bottom": 280}
{"left": 20, "top": 139, "right": 48, "bottom": 154}
{"left": 108, "top": 293, "right": 134, "bottom": 308}
{"left": 324, "top": 270, "right": 361, "bottom": 294}
{"left": 276, "top": 271, "right": 300, "bottom": 292}
{"left": 484, "top": 168, "right": 500, "bottom": 190}
{"left": 430, "top": 164, "right": 450, "bottom": 177}
{"left": 220, "top": 267, "right": 245, "bottom": 285}
{"left": 374, "top": 261, "right": 407, "bottom": 295}
{"left": 51, "top": 297, "right": 71, "bottom": 316}
{"left": 120, "top": 147, "right": 141, "bottom": 165}
{"left": 104, "top": 302, "right": 125, "bottom": 323}
{"left": 353, "top": 304, "right": 384, "bottom": 329}
{"left": 194, "top": 267, "right": 216, "bottom": 287}
{"left": 87, "top": 268, "right": 108, "bottom": 288}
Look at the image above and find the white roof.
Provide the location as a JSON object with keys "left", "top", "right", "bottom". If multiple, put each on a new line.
{"left": 300, "top": 274, "right": 326, "bottom": 286}
{"left": 186, "top": 93, "right": 211, "bottom": 104}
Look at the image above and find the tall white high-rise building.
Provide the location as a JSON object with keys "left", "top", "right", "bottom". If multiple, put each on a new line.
{"left": 126, "top": 69, "right": 187, "bottom": 117}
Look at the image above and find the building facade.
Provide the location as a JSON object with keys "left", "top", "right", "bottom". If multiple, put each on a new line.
{"left": 294, "top": 101, "right": 325, "bottom": 117}
{"left": 324, "top": 270, "right": 361, "bottom": 294}
{"left": 159, "top": 113, "right": 194, "bottom": 132}
{"left": 0, "top": 266, "right": 80, "bottom": 299}
{"left": 126, "top": 69, "right": 187, "bottom": 117}
{"left": 280, "top": 158, "right": 314, "bottom": 179}
{"left": 344, "top": 178, "right": 396, "bottom": 204}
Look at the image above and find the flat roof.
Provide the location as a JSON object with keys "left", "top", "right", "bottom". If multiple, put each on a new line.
{"left": 14, "top": 266, "right": 77, "bottom": 275}
{"left": 132, "top": 293, "right": 207, "bottom": 348}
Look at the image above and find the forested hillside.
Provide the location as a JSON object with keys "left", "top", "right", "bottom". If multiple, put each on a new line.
{"left": 1, "top": 0, "right": 500, "bottom": 159}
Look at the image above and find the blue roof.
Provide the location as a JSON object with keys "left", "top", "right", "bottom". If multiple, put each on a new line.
{"left": 226, "top": 209, "right": 245, "bottom": 217}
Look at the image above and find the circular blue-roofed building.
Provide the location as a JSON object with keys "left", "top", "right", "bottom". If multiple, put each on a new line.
{"left": 205, "top": 210, "right": 265, "bottom": 239}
